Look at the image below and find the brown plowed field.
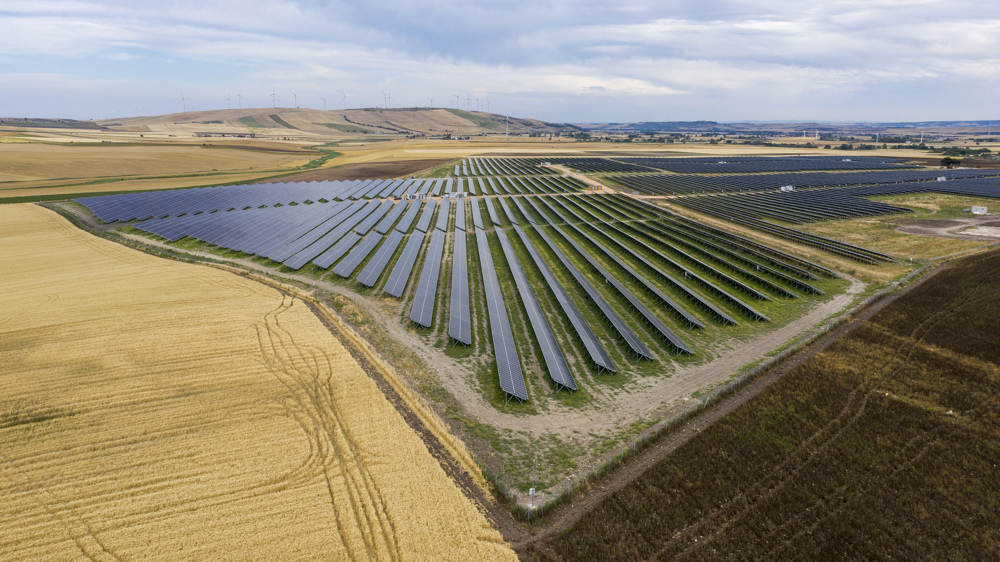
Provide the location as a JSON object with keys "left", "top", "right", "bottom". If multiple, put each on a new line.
{"left": 268, "top": 158, "right": 451, "bottom": 182}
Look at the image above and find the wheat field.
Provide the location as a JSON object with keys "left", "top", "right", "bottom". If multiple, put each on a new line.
{"left": 0, "top": 204, "right": 515, "bottom": 561}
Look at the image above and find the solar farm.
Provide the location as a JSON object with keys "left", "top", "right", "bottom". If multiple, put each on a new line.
{"left": 71, "top": 154, "right": 1000, "bottom": 409}
{"left": 59, "top": 150, "right": 1000, "bottom": 515}
{"left": 75, "top": 166, "right": 855, "bottom": 404}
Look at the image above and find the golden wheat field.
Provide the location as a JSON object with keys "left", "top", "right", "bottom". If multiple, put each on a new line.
{"left": 0, "top": 204, "right": 516, "bottom": 561}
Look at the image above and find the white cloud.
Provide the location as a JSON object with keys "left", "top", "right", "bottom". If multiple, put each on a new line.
{"left": 0, "top": 1, "right": 998, "bottom": 120}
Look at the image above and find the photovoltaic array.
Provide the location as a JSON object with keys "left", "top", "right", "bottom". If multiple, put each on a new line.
{"left": 77, "top": 152, "right": 990, "bottom": 403}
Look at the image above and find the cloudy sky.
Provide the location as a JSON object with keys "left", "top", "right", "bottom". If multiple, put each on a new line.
{"left": 1, "top": 1, "right": 998, "bottom": 122}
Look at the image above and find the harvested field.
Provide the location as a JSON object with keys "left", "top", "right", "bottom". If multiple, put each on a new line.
{"left": 0, "top": 204, "right": 516, "bottom": 561}
{"left": 531, "top": 248, "right": 1000, "bottom": 561}
{"left": 0, "top": 142, "right": 306, "bottom": 183}
{"left": 270, "top": 158, "right": 451, "bottom": 182}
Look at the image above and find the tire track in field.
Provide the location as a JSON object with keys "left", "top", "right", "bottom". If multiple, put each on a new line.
{"left": 0, "top": 462, "right": 121, "bottom": 562}
{"left": 254, "top": 295, "right": 403, "bottom": 562}
{"left": 653, "top": 273, "right": 996, "bottom": 561}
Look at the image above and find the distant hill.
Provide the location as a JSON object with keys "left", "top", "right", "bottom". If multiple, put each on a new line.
{"left": 577, "top": 120, "right": 998, "bottom": 135}
{"left": 76, "top": 107, "right": 578, "bottom": 138}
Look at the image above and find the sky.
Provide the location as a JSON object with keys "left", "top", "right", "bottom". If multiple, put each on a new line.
{"left": 1, "top": 1, "right": 998, "bottom": 123}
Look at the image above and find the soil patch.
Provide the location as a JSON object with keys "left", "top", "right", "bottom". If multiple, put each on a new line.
{"left": 269, "top": 159, "right": 451, "bottom": 182}
{"left": 896, "top": 218, "right": 966, "bottom": 228}
{"left": 895, "top": 214, "right": 1000, "bottom": 240}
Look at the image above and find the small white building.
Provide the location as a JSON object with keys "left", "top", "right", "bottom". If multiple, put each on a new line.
{"left": 780, "top": 185, "right": 795, "bottom": 192}
{"left": 972, "top": 206, "right": 988, "bottom": 215}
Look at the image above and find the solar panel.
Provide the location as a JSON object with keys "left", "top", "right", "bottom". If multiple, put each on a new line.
{"left": 470, "top": 198, "right": 484, "bottom": 229}
{"left": 312, "top": 232, "right": 362, "bottom": 269}
{"left": 546, "top": 218, "right": 696, "bottom": 353}
{"left": 449, "top": 228, "right": 471, "bottom": 345}
{"left": 375, "top": 200, "right": 407, "bottom": 234}
{"left": 355, "top": 199, "right": 395, "bottom": 234}
{"left": 395, "top": 200, "right": 421, "bottom": 232}
{"left": 435, "top": 199, "right": 451, "bottom": 232}
{"left": 495, "top": 229, "right": 576, "bottom": 391}
{"left": 415, "top": 199, "right": 437, "bottom": 232}
{"left": 511, "top": 196, "right": 535, "bottom": 224}
{"left": 283, "top": 200, "right": 380, "bottom": 270}
{"left": 268, "top": 200, "right": 366, "bottom": 263}
{"left": 513, "top": 225, "right": 616, "bottom": 372}
{"left": 483, "top": 196, "right": 501, "bottom": 226}
{"left": 391, "top": 179, "right": 411, "bottom": 197}
{"left": 475, "top": 229, "right": 527, "bottom": 401}
{"left": 333, "top": 233, "right": 382, "bottom": 277}
{"left": 383, "top": 231, "right": 426, "bottom": 297}
{"left": 532, "top": 224, "right": 652, "bottom": 359}
{"left": 357, "top": 230, "right": 405, "bottom": 287}
{"left": 409, "top": 230, "right": 445, "bottom": 327}
{"left": 497, "top": 196, "right": 518, "bottom": 224}
{"left": 454, "top": 198, "right": 466, "bottom": 231}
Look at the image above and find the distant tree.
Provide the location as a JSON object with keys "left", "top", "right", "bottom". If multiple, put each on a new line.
{"left": 941, "top": 156, "right": 961, "bottom": 167}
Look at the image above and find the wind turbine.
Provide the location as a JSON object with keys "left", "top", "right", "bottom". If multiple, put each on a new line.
{"left": 506, "top": 112, "right": 509, "bottom": 140}
{"left": 270, "top": 88, "right": 278, "bottom": 108}
{"left": 455, "top": 94, "right": 460, "bottom": 108}
{"left": 428, "top": 98, "right": 434, "bottom": 108}
{"left": 236, "top": 91, "right": 243, "bottom": 109}
{"left": 466, "top": 95, "right": 470, "bottom": 111}
{"left": 320, "top": 96, "right": 326, "bottom": 110}
{"left": 475, "top": 98, "right": 480, "bottom": 112}
{"left": 180, "top": 94, "right": 186, "bottom": 113}
{"left": 225, "top": 95, "right": 231, "bottom": 110}
{"left": 486, "top": 97, "right": 490, "bottom": 114}
{"left": 292, "top": 92, "right": 299, "bottom": 108}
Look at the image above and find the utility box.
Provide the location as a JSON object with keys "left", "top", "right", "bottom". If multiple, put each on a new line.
{"left": 972, "top": 206, "right": 988, "bottom": 215}
{"left": 780, "top": 185, "right": 795, "bottom": 192}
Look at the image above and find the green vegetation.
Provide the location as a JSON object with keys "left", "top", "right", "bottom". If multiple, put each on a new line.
{"left": 540, "top": 248, "right": 1000, "bottom": 560}
{"left": 318, "top": 122, "right": 377, "bottom": 133}
{"left": 0, "top": 118, "right": 102, "bottom": 129}
{"left": 238, "top": 116, "right": 268, "bottom": 129}
{"left": 444, "top": 108, "right": 500, "bottom": 130}
{"left": 268, "top": 114, "right": 298, "bottom": 129}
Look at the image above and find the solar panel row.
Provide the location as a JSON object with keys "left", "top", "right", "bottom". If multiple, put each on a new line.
{"left": 333, "top": 233, "right": 383, "bottom": 278}
{"left": 384, "top": 230, "right": 426, "bottom": 297}
{"left": 476, "top": 229, "right": 528, "bottom": 401}
{"left": 513, "top": 225, "right": 616, "bottom": 373}
{"left": 531, "top": 224, "right": 653, "bottom": 360}
{"left": 495, "top": 229, "right": 576, "bottom": 391}
{"left": 358, "top": 230, "right": 405, "bottom": 287}
{"left": 409, "top": 230, "right": 445, "bottom": 327}
{"left": 609, "top": 168, "right": 1000, "bottom": 196}
{"left": 448, "top": 230, "right": 472, "bottom": 345}
{"left": 537, "top": 203, "right": 693, "bottom": 354}
{"left": 415, "top": 199, "right": 437, "bottom": 232}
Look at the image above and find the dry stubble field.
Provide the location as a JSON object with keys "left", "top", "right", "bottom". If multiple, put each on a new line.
{"left": 0, "top": 204, "right": 516, "bottom": 561}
